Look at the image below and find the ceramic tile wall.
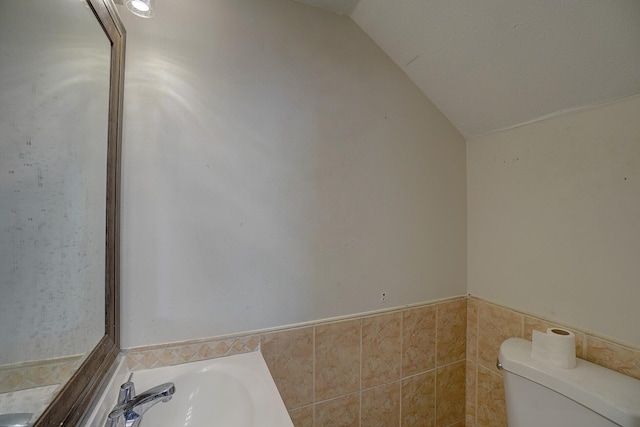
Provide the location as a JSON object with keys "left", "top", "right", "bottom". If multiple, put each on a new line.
{"left": 261, "top": 298, "right": 467, "bottom": 427}
{"left": 123, "top": 295, "right": 640, "bottom": 427}
{"left": 465, "top": 297, "right": 640, "bottom": 427}
{"left": 122, "top": 297, "right": 466, "bottom": 426}
{"left": 125, "top": 335, "right": 260, "bottom": 370}
{"left": 0, "top": 355, "right": 82, "bottom": 393}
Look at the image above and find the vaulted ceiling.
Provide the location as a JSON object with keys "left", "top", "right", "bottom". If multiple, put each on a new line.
{"left": 295, "top": 0, "right": 640, "bottom": 139}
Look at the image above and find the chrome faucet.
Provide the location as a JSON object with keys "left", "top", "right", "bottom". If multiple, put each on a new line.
{"left": 106, "top": 375, "right": 175, "bottom": 427}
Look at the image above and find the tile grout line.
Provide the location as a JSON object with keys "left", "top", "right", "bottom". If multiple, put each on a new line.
{"left": 474, "top": 301, "right": 479, "bottom": 426}
{"left": 312, "top": 325, "right": 316, "bottom": 427}
{"left": 359, "top": 318, "right": 362, "bottom": 427}
{"left": 399, "top": 309, "right": 404, "bottom": 427}
{"left": 434, "top": 305, "right": 439, "bottom": 426}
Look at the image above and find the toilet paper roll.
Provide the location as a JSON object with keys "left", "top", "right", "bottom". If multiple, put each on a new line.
{"left": 531, "top": 327, "right": 576, "bottom": 369}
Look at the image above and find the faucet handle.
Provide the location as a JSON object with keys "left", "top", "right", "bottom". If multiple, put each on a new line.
{"left": 117, "top": 380, "right": 136, "bottom": 405}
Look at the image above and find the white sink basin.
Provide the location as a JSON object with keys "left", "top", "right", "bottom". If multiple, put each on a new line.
{"left": 129, "top": 352, "right": 293, "bottom": 427}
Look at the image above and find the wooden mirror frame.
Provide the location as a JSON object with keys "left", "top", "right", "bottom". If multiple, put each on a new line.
{"left": 34, "top": 0, "right": 125, "bottom": 425}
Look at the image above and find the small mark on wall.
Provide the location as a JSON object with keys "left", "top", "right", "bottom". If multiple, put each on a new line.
{"left": 502, "top": 157, "right": 520, "bottom": 164}
{"left": 405, "top": 55, "right": 419, "bottom": 67}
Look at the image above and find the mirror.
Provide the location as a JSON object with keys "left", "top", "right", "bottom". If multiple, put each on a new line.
{"left": 0, "top": 0, "right": 124, "bottom": 425}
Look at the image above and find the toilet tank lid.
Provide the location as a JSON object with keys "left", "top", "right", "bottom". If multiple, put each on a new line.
{"left": 499, "top": 338, "right": 640, "bottom": 427}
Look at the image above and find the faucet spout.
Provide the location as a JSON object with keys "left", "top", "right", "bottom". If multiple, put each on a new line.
{"left": 127, "top": 382, "right": 175, "bottom": 416}
{"left": 106, "top": 382, "right": 175, "bottom": 427}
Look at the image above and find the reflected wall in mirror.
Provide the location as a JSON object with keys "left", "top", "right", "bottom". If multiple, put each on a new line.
{"left": 0, "top": 0, "right": 124, "bottom": 425}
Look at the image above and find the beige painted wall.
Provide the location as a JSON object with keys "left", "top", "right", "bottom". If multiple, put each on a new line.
{"left": 468, "top": 95, "right": 640, "bottom": 346}
{"left": 118, "top": 0, "right": 467, "bottom": 348}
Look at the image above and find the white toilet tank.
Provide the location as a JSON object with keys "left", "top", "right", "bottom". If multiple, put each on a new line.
{"left": 498, "top": 338, "right": 640, "bottom": 427}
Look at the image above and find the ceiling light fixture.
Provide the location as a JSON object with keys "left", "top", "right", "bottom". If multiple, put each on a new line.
{"left": 125, "top": 0, "right": 153, "bottom": 18}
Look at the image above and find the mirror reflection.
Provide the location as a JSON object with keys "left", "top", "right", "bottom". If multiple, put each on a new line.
{"left": 0, "top": 0, "right": 111, "bottom": 421}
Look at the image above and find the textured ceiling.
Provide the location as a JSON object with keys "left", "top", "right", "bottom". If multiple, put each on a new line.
{"left": 296, "top": 0, "right": 640, "bottom": 139}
